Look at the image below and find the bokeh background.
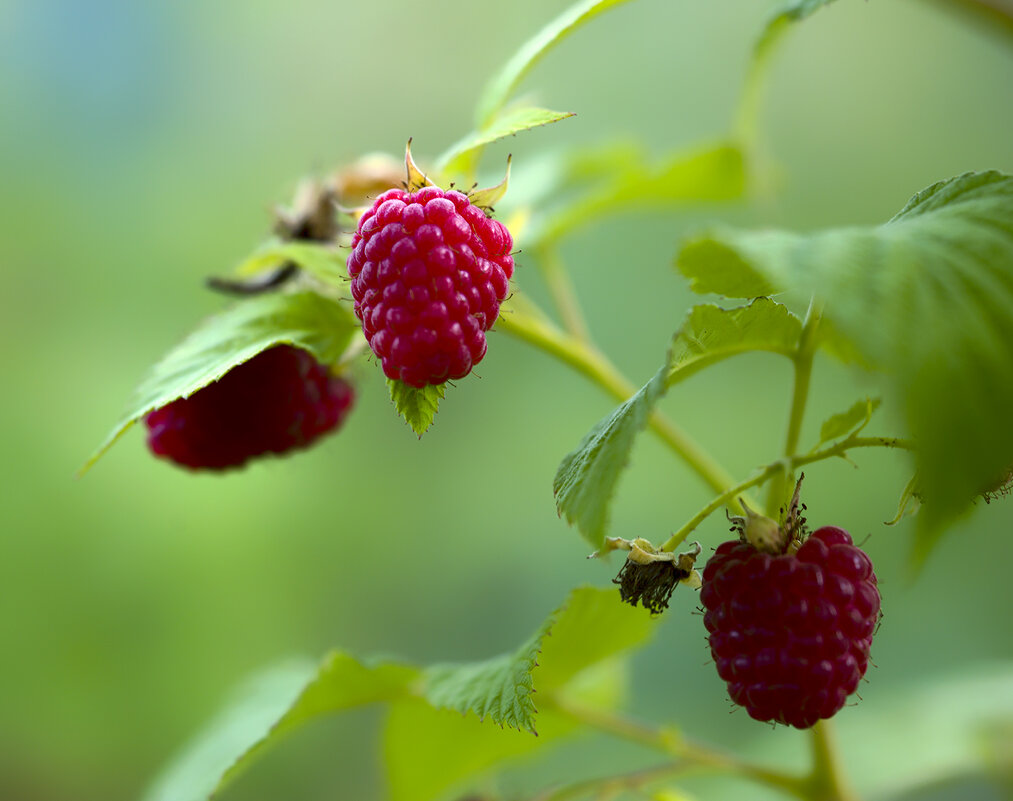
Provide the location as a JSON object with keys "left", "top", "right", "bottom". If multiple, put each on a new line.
{"left": 3, "top": 1, "right": 1013, "bottom": 800}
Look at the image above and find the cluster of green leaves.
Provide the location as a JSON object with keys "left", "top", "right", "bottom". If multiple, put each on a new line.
{"left": 143, "top": 588, "right": 654, "bottom": 801}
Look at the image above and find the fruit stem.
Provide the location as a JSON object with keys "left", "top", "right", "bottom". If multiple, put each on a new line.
{"left": 543, "top": 694, "right": 811, "bottom": 799}
{"left": 661, "top": 434, "right": 913, "bottom": 552}
{"left": 535, "top": 242, "right": 592, "bottom": 343}
{"left": 803, "top": 720, "right": 862, "bottom": 801}
{"left": 496, "top": 294, "right": 742, "bottom": 503}
{"left": 767, "top": 297, "right": 821, "bottom": 516}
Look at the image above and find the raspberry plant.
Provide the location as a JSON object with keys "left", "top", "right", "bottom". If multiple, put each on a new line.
{"left": 84, "top": 1, "right": 1013, "bottom": 800}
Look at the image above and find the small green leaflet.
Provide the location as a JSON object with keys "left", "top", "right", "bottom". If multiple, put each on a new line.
{"left": 140, "top": 587, "right": 655, "bottom": 801}
{"left": 475, "top": 0, "right": 635, "bottom": 128}
{"left": 82, "top": 291, "right": 359, "bottom": 474}
{"left": 387, "top": 379, "right": 445, "bottom": 436}
{"left": 141, "top": 654, "right": 418, "bottom": 801}
{"left": 384, "top": 587, "right": 655, "bottom": 801}
{"left": 234, "top": 239, "right": 350, "bottom": 293}
{"left": 815, "top": 397, "right": 881, "bottom": 448}
{"left": 555, "top": 299, "right": 800, "bottom": 547}
{"left": 667, "top": 298, "right": 800, "bottom": 388}
{"left": 676, "top": 171, "right": 1013, "bottom": 561}
{"left": 554, "top": 364, "right": 669, "bottom": 548}
{"left": 436, "top": 106, "right": 576, "bottom": 177}
{"left": 529, "top": 142, "right": 745, "bottom": 247}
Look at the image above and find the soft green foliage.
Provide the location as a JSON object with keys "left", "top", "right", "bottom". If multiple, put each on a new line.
{"left": 667, "top": 298, "right": 800, "bottom": 388}
{"left": 234, "top": 241, "right": 349, "bottom": 291}
{"left": 677, "top": 171, "right": 1013, "bottom": 559}
{"left": 83, "top": 291, "right": 358, "bottom": 473}
{"left": 387, "top": 379, "right": 445, "bottom": 436}
{"left": 554, "top": 364, "right": 670, "bottom": 547}
{"left": 144, "top": 588, "right": 653, "bottom": 801}
{"left": 529, "top": 142, "right": 745, "bottom": 246}
{"left": 142, "top": 654, "right": 418, "bottom": 801}
{"left": 436, "top": 106, "right": 576, "bottom": 176}
{"left": 475, "top": 0, "right": 636, "bottom": 128}
{"left": 815, "top": 397, "right": 881, "bottom": 448}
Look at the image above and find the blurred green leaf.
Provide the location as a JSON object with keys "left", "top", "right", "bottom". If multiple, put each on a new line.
{"left": 475, "top": 0, "right": 636, "bottom": 127}
{"left": 667, "top": 298, "right": 800, "bottom": 388}
{"left": 142, "top": 654, "right": 418, "bottom": 801}
{"left": 235, "top": 240, "right": 349, "bottom": 291}
{"left": 385, "top": 587, "right": 655, "bottom": 801}
{"left": 437, "top": 106, "right": 576, "bottom": 177}
{"left": 387, "top": 379, "right": 445, "bottom": 436}
{"left": 554, "top": 363, "right": 669, "bottom": 548}
{"left": 676, "top": 171, "right": 1013, "bottom": 562}
{"left": 83, "top": 291, "right": 358, "bottom": 474}
{"left": 816, "top": 397, "right": 881, "bottom": 448}
{"left": 531, "top": 142, "right": 745, "bottom": 246}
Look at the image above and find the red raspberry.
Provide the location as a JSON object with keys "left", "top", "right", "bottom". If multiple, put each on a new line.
{"left": 346, "top": 186, "right": 514, "bottom": 387}
{"left": 145, "top": 345, "right": 355, "bottom": 470}
{"left": 700, "top": 526, "right": 880, "bottom": 729}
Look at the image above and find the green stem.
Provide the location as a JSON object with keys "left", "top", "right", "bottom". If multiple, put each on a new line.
{"left": 661, "top": 435, "right": 912, "bottom": 551}
{"left": 536, "top": 243, "right": 592, "bottom": 342}
{"left": 767, "top": 298, "right": 821, "bottom": 516}
{"left": 543, "top": 695, "right": 810, "bottom": 799}
{"left": 496, "top": 298, "right": 740, "bottom": 502}
{"left": 802, "top": 720, "right": 862, "bottom": 801}
{"left": 927, "top": 0, "right": 1013, "bottom": 41}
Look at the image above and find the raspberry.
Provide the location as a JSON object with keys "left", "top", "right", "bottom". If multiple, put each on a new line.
{"left": 347, "top": 186, "right": 514, "bottom": 387}
{"left": 700, "top": 526, "right": 880, "bottom": 729}
{"left": 145, "top": 345, "right": 355, "bottom": 470}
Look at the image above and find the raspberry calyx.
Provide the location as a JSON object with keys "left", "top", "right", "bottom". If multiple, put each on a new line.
{"left": 346, "top": 142, "right": 515, "bottom": 388}
{"left": 145, "top": 345, "right": 355, "bottom": 471}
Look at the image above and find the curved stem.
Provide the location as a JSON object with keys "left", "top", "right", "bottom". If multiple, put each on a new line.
{"left": 803, "top": 720, "right": 862, "bottom": 801}
{"left": 767, "top": 298, "right": 821, "bottom": 515}
{"left": 661, "top": 434, "right": 912, "bottom": 551}
{"left": 535, "top": 243, "right": 592, "bottom": 342}
{"left": 496, "top": 297, "right": 740, "bottom": 501}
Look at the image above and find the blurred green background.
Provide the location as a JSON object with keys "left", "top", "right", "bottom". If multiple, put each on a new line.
{"left": 3, "top": 1, "right": 1013, "bottom": 800}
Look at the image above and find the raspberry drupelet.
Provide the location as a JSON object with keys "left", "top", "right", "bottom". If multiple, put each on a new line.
{"left": 347, "top": 185, "right": 514, "bottom": 387}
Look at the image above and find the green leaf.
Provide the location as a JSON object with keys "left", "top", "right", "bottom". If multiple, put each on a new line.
{"left": 385, "top": 586, "right": 655, "bottom": 801}
{"left": 676, "top": 171, "right": 1013, "bottom": 559}
{"left": 475, "top": 0, "right": 636, "bottom": 128}
{"left": 387, "top": 379, "right": 445, "bottom": 436}
{"left": 83, "top": 291, "right": 359, "bottom": 474}
{"left": 235, "top": 240, "right": 349, "bottom": 291}
{"left": 816, "top": 397, "right": 881, "bottom": 447}
{"left": 531, "top": 142, "right": 745, "bottom": 246}
{"left": 436, "top": 106, "right": 576, "bottom": 176}
{"left": 142, "top": 654, "right": 418, "bottom": 801}
{"left": 667, "top": 298, "right": 801, "bottom": 388}
{"left": 554, "top": 364, "right": 670, "bottom": 548}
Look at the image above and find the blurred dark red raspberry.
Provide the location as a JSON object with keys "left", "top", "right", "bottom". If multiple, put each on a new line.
{"left": 145, "top": 345, "right": 354, "bottom": 470}
{"left": 700, "top": 526, "right": 880, "bottom": 729}
{"left": 347, "top": 186, "right": 514, "bottom": 387}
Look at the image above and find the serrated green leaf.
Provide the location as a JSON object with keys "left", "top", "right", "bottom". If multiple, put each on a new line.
{"left": 667, "top": 298, "right": 801, "bottom": 388}
{"left": 531, "top": 142, "right": 745, "bottom": 246}
{"left": 387, "top": 379, "right": 445, "bottom": 436}
{"left": 83, "top": 291, "right": 359, "bottom": 474}
{"left": 436, "top": 106, "right": 576, "bottom": 177}
{"left": 235, "top": 240, "right": 349, "bottom": 291}
{"left": 676, "top": 235, "right": 776, "bottom": 297}
{"left": 816, "top": 397, "right": 881, "bottom": 447}
{"left": 554, "top": 364, "right": 670, "bottom": 548}
{"left": 142, "top": 654, "right": 418, "bottom": 801}
{"left": 676, "top": 171, "right": 1013, "bottom": 560}
{"left": 385, "top": 587, "right": 655, "bottom": 801}
{"left": 475, "top": 0, "right": 635, "bottom": 128}
{"left": 886, "top": 472, "right": 921, "bottom": 526}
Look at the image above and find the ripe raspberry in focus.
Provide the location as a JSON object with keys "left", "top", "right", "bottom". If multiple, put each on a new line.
{"left": 145, "top": 345, "right": 355, "bottom": 470}
{"left": 347, "top": 186, "right": 515, "bottom": 387}
{"left": 700, "top": 526, "right": 880, "bottom": 729}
